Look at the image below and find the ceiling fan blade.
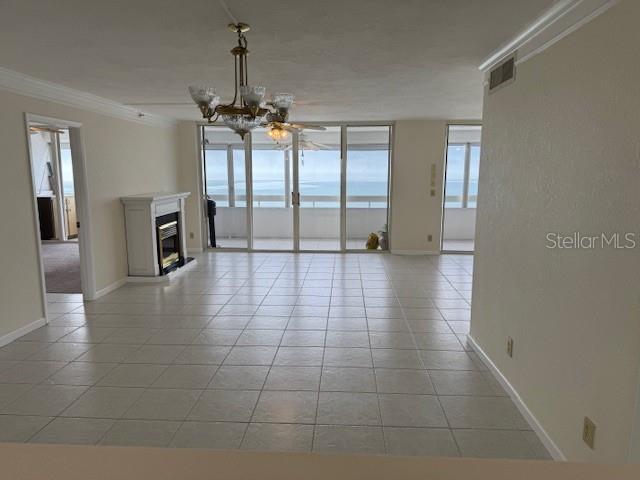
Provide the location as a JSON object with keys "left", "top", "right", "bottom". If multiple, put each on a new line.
{"left": 282, "top": 124, "right": 299, "bottom": 132}
{"left": 311, "top": 142, "right": 332, "bottom": 149}
{"left": 290, "top": 124, "right": 326, "bottom": 131}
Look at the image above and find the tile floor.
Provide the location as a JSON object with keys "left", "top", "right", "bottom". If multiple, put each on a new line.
{"left": 0, "top": 252, "right": 550, "bottom": 459}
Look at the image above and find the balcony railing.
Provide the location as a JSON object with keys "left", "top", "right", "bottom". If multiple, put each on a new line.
{"left": 208, "top": 194, "right": 388, "bottom": 208}
{"left": 444, "top": 194, "right": 478, "bottom": 207}
{"left": 208, "top": 194, "right": 475, "bottom": 208}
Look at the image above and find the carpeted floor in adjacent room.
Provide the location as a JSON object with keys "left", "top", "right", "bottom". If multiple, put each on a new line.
{"left": 41, "top": 242, "right": 81, "bottom": 293}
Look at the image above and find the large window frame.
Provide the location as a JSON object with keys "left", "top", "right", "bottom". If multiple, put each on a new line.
{"left": 199, "top": 122, "right": 394, "bottom": 252}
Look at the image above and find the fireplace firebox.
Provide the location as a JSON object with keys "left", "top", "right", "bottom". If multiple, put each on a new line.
{"left": 156, "top": 212, "right": 184, "bottom": 274}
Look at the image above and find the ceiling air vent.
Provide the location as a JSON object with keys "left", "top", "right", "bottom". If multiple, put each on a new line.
{"left": 489, "top": 56, "right": 516, "bottom": 92}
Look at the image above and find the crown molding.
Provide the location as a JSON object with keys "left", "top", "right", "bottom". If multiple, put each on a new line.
{"left": 0, "top": 66, "right": 176, "bottom": 127}
{"left": 479, "top": 0, "right": 620, "bottom": 72}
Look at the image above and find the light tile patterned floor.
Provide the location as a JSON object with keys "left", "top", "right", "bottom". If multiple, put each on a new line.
{"left": 0, "top": 252, "right": 550, "bottom": 459}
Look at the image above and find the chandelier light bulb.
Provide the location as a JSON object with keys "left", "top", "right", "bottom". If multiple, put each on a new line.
{"left": 267, "top": 126, "right": 290, "bottom": 141}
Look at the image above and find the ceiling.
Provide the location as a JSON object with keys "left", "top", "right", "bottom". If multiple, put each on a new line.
{"left": 0, "top": 0, "right": 555, "bottom": 121}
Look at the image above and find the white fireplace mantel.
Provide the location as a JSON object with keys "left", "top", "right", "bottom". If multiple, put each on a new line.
{"left": 121, "top": 192, "right": 190, "bottom": 277}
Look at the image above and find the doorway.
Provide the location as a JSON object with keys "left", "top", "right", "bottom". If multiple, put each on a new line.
{"left": 25, "top": 114, "right": 92, "bottom": 303}
{"left": 441, "top": 125, "right": 482, "bottom": 253}
{"left": 201, "top": 124, "right": 392, "bottom": 252}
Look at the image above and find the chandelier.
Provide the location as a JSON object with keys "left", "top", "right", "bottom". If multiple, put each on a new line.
{"left": 188, "top": 23, "right": 295, "bottom": 139}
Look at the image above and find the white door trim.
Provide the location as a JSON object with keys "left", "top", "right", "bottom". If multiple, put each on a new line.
{"left": 24, "top": 113, "right": 97, "bottom": 309}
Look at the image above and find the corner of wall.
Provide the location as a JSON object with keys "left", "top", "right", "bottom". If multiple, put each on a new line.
{"left": 176, "top": 121, "right": 204, "bottom": 251}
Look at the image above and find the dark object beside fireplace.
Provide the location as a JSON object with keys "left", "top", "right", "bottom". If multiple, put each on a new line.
{"left": 207, "top": 197, "right": 217, "bottom": 248}
{"left": 156, "top": 212, "right": 184, "bottom": 275}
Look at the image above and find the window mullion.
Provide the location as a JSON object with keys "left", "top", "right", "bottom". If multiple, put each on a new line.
{"left": 462, "top": 142, "right": 471, "bottom": 208}
{"left": 227, "top": 144, "right": 235, "bottom": 207}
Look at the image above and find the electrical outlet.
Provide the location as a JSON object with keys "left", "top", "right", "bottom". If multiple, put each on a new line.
{"left": 583, "top": 417, "right": 596, "bottom": 449}
{"left": 507, "top": 337, "right": 514, "bottom": 357}
{"left": 427, "top": 234, "right": 433, "bottom": 242}
{"left": 189, "top": 232, "right": 194, "bottom": 239}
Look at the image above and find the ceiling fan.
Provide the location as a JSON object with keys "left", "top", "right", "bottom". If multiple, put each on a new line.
{"left": 262, "top": 96, "right": 325, "bottom": 141}
{"left": 275, "top": 132, "right": 332, "bottom": 165}
{"left": 277, "top": 132, "right": 331, "bottom": 151}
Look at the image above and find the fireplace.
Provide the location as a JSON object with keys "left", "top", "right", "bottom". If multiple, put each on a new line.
{"left": 121, "top": 192, "right": 191, "bottom": 278}
{"left": 156, "top": 213, "right": 184, "bottom": 274}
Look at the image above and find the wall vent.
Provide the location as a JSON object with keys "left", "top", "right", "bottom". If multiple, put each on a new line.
{"left": 489, "top": 56, "right": 516, "bottom": 92}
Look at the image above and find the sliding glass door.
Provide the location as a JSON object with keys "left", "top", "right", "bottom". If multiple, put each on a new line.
{"left": 298, "top": 127, "right": 341, "bottom": 251}
{"left": 202, "top": 124, "right": 392, "bottom": 252}
{"left": 251, "top": 128, "right": 293, "bottom": 250}
{"left": 345, "top": 126, "right": 391, "bottom": 250}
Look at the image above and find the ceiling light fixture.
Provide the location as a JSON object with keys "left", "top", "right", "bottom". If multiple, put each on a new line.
{"left": 266, "top": 124, "right": 290, "bottom": 141}
{"left": 189, "top": 23, "right": 296, "bottom": 139}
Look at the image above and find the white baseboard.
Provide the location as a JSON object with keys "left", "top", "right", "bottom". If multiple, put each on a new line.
{"left": 467, "top": 335, "right": 566, "bottom": 461}
{"left": 0, "top": 317, "right": 47, "bottom": 347}
{"left": 390, "top": 249, "right": 440, "bottom": 255}
{"left": 91, "top": 278, "right": 127, "bottom": 300}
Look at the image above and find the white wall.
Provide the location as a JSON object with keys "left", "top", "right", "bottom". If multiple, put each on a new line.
{"left": 0, "top": 89, "right": 179, "bottom": 341}
{"left": 390, "top": 120, "right": 447, "bottom": 253}
{"left": 443, "top": 208, "right": 476, "bottom": 241}
{"left": 176, "top": 121, "right": 203, "bottom": 252}
{"left": 471, "top": 0, "right": 640, "bottom": 462}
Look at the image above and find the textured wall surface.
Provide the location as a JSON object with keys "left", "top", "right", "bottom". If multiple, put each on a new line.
{"left": 472, "top": 0, "right": 640, "bottom": 462}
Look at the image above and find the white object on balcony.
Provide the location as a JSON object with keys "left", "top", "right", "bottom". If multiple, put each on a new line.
{"left": 120, "top": 192, "right": 190, "bottom": 277}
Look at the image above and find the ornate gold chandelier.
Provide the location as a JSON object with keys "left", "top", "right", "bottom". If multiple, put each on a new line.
{"left": 188, "top": 23, "right": 295, "bottom": 139}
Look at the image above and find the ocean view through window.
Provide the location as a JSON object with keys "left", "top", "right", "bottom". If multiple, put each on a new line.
{"left": 202, "top": 124, "right": 392, "bottom": 250}
{"left": 442, "top": 124, "right": 482, "bottom": 252}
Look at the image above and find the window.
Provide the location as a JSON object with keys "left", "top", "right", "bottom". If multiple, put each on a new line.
{"left": 201, "top": 124, "right": 392, "bottom": 251}
{"left": 468, "top": 145, "right": 481, "bottom": 208}
{"left": 204, "top": 148, "right": 229, "bottom": 206}
{"left": 445, "top": 145, "right": 466, "bottom": 208}
{"left": 444, "top": 126, "right": 482, "bottom": 209}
